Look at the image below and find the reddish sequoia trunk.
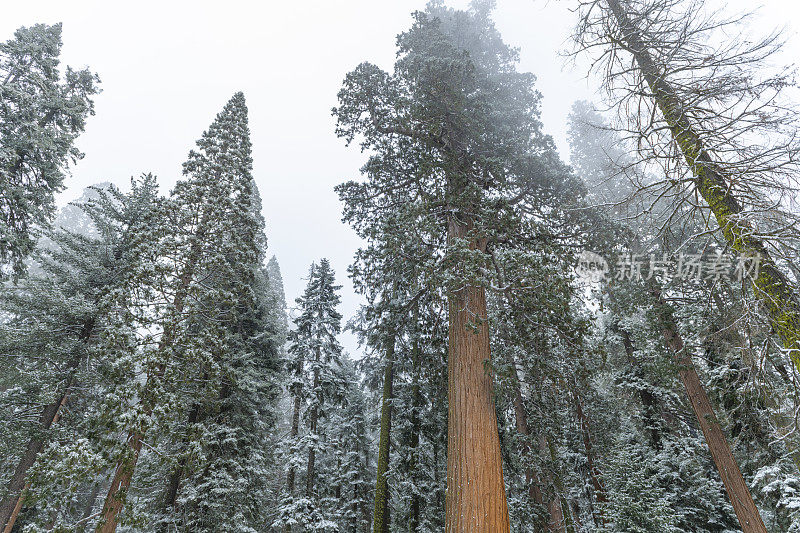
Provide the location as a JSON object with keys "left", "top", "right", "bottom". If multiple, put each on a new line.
{"left": 96, "top": 433, "right": 144, "bottom": 533}
{"left": 653, "top": 289, "right": 767, "bottom": 533}
{"left": 444, "top": 216, "right": 510, "bottom": 533}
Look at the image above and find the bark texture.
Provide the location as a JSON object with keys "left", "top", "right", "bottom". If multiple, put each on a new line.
{"left": 444, "top": 217, "right": 510, "bottom": 533}
{"left": 373, "top": 335, "right": 395, "bottom": 533}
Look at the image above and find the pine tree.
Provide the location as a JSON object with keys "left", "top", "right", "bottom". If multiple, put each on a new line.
{"left": 277, "top": 259, "right": 346, "bottom": 532}
{"left": 325, "top": 357, "right": 373, "bottom": 533}
{"left": 0, "top": 176, "right": 163, "bottom": 532}
{"left": 96, "top": 93, "right": 282, "bottom": 532}
{"left": 0, "top": 23, "right": 99, "bottom": 278}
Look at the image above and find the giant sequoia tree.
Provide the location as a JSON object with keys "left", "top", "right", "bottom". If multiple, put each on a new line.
{"left": 335, "top": 3, "right": 581, "bottom": 530}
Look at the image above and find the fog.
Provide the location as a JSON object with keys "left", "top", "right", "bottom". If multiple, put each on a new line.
{"left": 2, "top": 0, "right": 798, "bottom": 355}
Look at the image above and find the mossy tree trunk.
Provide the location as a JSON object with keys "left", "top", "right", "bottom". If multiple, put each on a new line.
{"left": 606, "top": 0, "right": 800, "bottom": 372}
{"left": 373, "top": 333, "right": 395, "bottom": 533}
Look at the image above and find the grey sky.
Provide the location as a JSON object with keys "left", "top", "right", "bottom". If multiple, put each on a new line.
{"left": 2, "top": 0, "right": 799, "bottom": 356}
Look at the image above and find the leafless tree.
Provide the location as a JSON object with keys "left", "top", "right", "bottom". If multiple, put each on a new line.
{"left": 568, "top": 0, "right": 800, "bottom": 394}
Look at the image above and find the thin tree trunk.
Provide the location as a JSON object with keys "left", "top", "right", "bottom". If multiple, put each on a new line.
{"left": 606, "top": 0, "right": 800, "bottom": 374}
{"left": 361, "top": 432, "right": 371, "bottom": 533}
{"left": 306, "top": 347, "right": 322, "bottom": 498}
{"left": 493, "top": 281, "right": 555, "bottom": 530}
{"left": 545, "top": 437, "right": 577, "bottom": 533}
{"left": 284, "top": 351, "right": 304, "bottom": 533}
{"left": 373, "top": 333, "right": 395, "bottom": 533}
{"left": 335, "top": 455, "right": 342, "bottom": 501}
{"left": 81, "top": 482, "right": 102, "bottom": 533}
{"left": 408, "top": 320, "right": 421, "bottom": 533}
{"left": 352, "top": 436, "right": 361, "bottom": 533}
{"left": 573, "top": 391, "right": 607, "bottom": 527}
{"left": 617, "top": 325, "right": 663, "bottom": 449}
{"left": 432, "top": 429, "right": 442, "bottom": 523}
{"left": 508, "top": 364, "right": 545, "bottom": 509}
{"left": 160, "top": 402, "right": 202, "bottom": 531}
{"left": 1, "top": 390, "right": 69, "bottom": 533}
{"left": 538, "top": 434, "right": 566, "bottom": 533}
{"left": 651, "top": 286, "right": 767, "bottom": 532}
{"left": 444, "top": 216, "right": 510, "bottom": 533}
{"left": 286, "top": 386, "right": 301, "bottom": 494}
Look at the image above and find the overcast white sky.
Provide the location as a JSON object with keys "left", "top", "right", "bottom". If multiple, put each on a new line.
{"left": 3, "top": 1, "right": 799, "bottom": 356}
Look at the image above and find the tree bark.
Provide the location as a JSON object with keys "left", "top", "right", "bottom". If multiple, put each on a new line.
{"left": 96, "top": 431, "right": 144, "bottom": 533}
{"left": 606, "top": 0, "right": 800, "bottom": 374}
{"left": 373, "top": 333, "right": 395, "bottom": 533}
{"left": 444, "top": 216, "right": 510, "bottom": 533}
